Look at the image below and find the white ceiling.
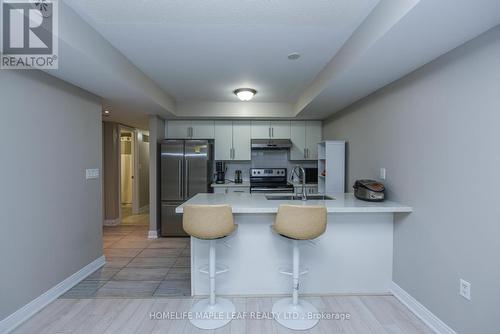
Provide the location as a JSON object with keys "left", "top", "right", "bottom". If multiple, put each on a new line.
{"left": 299, "top": 0, "right": 500, "bottom": 118}
{"left": 55, "top": 0, "right": 500, "bottom": 128}
{"left": 63, "top": 0, "right": 379, "bottom": 102}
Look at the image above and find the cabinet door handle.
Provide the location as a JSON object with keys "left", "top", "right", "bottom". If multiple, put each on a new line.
{"left": 272, "top": 127, "right": 274, "bottom": 137}
{"left": 232, "top": 148, "right": 235, "bottom": 160}
{"left": 190, "top": 127, "right": 193, "bottom": 137}
{"left": 269, "top": 127, "right": 271, "bottom": 138}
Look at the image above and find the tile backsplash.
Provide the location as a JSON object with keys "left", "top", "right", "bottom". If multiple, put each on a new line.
{"left": 219, "top": 150, "right": 316, "bottom": 182}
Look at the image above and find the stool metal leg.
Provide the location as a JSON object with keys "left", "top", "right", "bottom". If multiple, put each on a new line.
{"left": 272, "top": 240, "right": 320, "bottom": 330}
{"left": 292, "top": 240, "right": 299, "bottom": 305}
{"left": 209, "top": 239, "right": 216, "bottom": 305}
{"left": 189, "top": 239, "right": 235, "bottom": 330}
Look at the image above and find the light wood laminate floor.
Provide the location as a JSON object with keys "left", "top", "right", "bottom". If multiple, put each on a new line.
{"left": 13, "top": 295, "right": 434, "bottom": 334}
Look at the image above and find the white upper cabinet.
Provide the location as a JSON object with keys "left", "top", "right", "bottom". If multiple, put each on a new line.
{"left": 214, "top": 121, "right": 251, "bottom": 161}
{"left": 305, "top": 121, "right": 322, "bottom": 160}
{"left": 290, "top": 121, "right": 306, "bottom": 160}
{"left": 270, "top": 121, "right": 291, "bottom": 139}
{"left": 251, "top": 121, "right": 290, "bottom": 139}
{"left": 290, "top": 121, "right": 322, "bottom": 160}
{"left": 251, "top": 121, "right": 271, "bottom": 139}
{"left": 166, "top": 120, "right": 215, "bottom": 139}
{"left": 232, "top": 121, "right": 251, "bottom": 160}
{"left": 214, "top": 121, "right": 233, "bottom": 160}
{"left": 166, "top": 120, "right": 191, "bottom": 139}
{"left": 191, "top": 120, "right": 214, "bottom": 139}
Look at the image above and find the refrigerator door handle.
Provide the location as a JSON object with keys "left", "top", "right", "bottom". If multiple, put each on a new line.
{"left": 178, "top": 159, "right": 182, "bottom": 198}
{"left": 185, "top": 159, "right": 189, "bottom": 198}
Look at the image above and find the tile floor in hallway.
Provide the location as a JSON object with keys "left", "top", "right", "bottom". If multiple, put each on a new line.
{"left": 61, "top": 212, "right": 191, "bottom": 299}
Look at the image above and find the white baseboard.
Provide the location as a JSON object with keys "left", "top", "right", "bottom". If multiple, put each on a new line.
{"left": 103, "top": 218, "right": 120, "bottom": 226}
{"left": 0, "top": 256, "right": 105, "bottom": 334}
{"left": 148, "top": 230, "right": 158, "bottom": 239}
{"left": 390, "top": 282, "right": 457, "bottom": 334}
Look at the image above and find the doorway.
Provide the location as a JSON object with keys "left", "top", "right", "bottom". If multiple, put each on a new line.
{"left": 120, "top": 128, "right": 136, "bottom": 220}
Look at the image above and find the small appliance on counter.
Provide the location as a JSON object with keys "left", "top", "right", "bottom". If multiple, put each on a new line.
{"left": 215, "top": 161, "right": 226, "bottom": 184}
{"left": 353, "top": 179, "right": 385, "bottom": 202}
{"left": 234, "top": 170, "right": 243, "bottom": 183}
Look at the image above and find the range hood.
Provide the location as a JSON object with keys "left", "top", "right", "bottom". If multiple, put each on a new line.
{"left": 251, "top": 139, "right": 292, "bottom": 150}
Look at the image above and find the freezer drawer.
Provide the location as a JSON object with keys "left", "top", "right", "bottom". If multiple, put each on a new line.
{"left": 160, "top": 202, "right": 188, "bottom": 237}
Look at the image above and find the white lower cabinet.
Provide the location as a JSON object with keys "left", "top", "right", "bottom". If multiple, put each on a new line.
{"left": 214, "top": 121, "right": 251, "bottom": 161}
{"left": 293, "top": 185, "right": 318, "bottom": 195}
{"left": 214, "top": 187, "right": 250, "bottom": 194}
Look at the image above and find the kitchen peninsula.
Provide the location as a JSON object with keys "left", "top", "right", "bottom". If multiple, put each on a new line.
{"left": 176, "top": 193, "right": 412, "bottom": 296}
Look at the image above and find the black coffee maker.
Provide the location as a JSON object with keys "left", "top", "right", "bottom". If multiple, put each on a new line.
{"left": 215, "top": 161, "right": 226, "bottom": 184}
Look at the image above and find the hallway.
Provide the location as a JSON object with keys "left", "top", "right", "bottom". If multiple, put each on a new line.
{"left": 62, "top": 212, "right": 191, "bottom": 299}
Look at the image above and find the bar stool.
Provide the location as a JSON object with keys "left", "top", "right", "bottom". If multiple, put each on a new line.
{"left": 271, "top": 205, "right": 327, "bottom": 330}
{"left": 183, "top": 204, "right": 236, "bottom": 330}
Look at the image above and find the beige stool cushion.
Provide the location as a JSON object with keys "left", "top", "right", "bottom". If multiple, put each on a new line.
{"left": 273, "top": 205, "right": 327, "bottom": 240}
{"left": 183, "top": 205, "right": 235, "bottom": 239}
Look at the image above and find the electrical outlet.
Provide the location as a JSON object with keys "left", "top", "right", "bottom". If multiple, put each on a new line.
{"left": 460, "top": 279, "right": 471, "bottom": 300}
{"left": 379, "top": 168, "right": 386, "bottom": 180}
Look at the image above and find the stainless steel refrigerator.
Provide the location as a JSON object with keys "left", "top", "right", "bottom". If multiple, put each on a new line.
{"left": 159, "top": 140, "right": 214, "bottom": 237}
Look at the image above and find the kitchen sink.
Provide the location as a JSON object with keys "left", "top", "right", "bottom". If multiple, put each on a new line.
{"left": 266, "top": 195, "right": 335, "bottom": 201}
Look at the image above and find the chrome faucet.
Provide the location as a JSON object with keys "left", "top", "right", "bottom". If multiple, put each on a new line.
{"left": 291, "top": 165, "right": 307, "bottom": 200}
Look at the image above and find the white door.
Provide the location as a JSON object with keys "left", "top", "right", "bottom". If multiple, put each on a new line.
{"left": 271, "top": 121, "right": 291, "bottom": 139}
{"left": 191, "top": 120, "right": 214, "bottom": 139}
{"left": 166, "top": 120, "right": 191, "bottom": 139}
{"left": 214, "top": 121, "right": 233, "bottom": 160}
{"left": 251, "top": 121, "right": 271, "bottom": 139}
{"left": 232, "top": 121, "right": 251, "bottom": 160}
{"left": 290, "top": 121, "right": 306, "bottom": 160}
{"left": 305, "top": 121, "right": 322, "bottom": 160}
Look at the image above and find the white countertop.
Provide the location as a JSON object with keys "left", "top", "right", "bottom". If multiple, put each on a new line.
{"left": 210, "top": 180, "right": 250, "bottom": 188}
{"left": 175, "top": 193, "right": 412, "bottom": 214}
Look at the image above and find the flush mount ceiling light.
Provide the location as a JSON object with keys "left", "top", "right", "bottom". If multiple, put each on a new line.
{"left": 234, "top": 88, "right": 257, "bottom": 101}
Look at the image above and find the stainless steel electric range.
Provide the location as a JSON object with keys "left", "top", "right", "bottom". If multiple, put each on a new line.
{"left": 249, "top": 168, "right": 294, "bottom": 194}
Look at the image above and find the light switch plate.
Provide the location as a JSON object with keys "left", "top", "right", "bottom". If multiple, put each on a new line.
{"left": 86, "top": 168, "right": 100, "bottom": 180}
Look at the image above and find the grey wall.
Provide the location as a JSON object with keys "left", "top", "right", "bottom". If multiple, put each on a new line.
{"left": 149, "top": 116, "right": 165, "bottom": 234}
{"left": 102, "top": 121, "right": 120, "bottom": 222}
{"left": 322, "top": 25, "right": 500, "bottom": 334}
{"left": 138, "top": 130, "right": 150, "bottom": 209}
{"left": 0, "top": 70, "right": 102, "bottom": 320}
